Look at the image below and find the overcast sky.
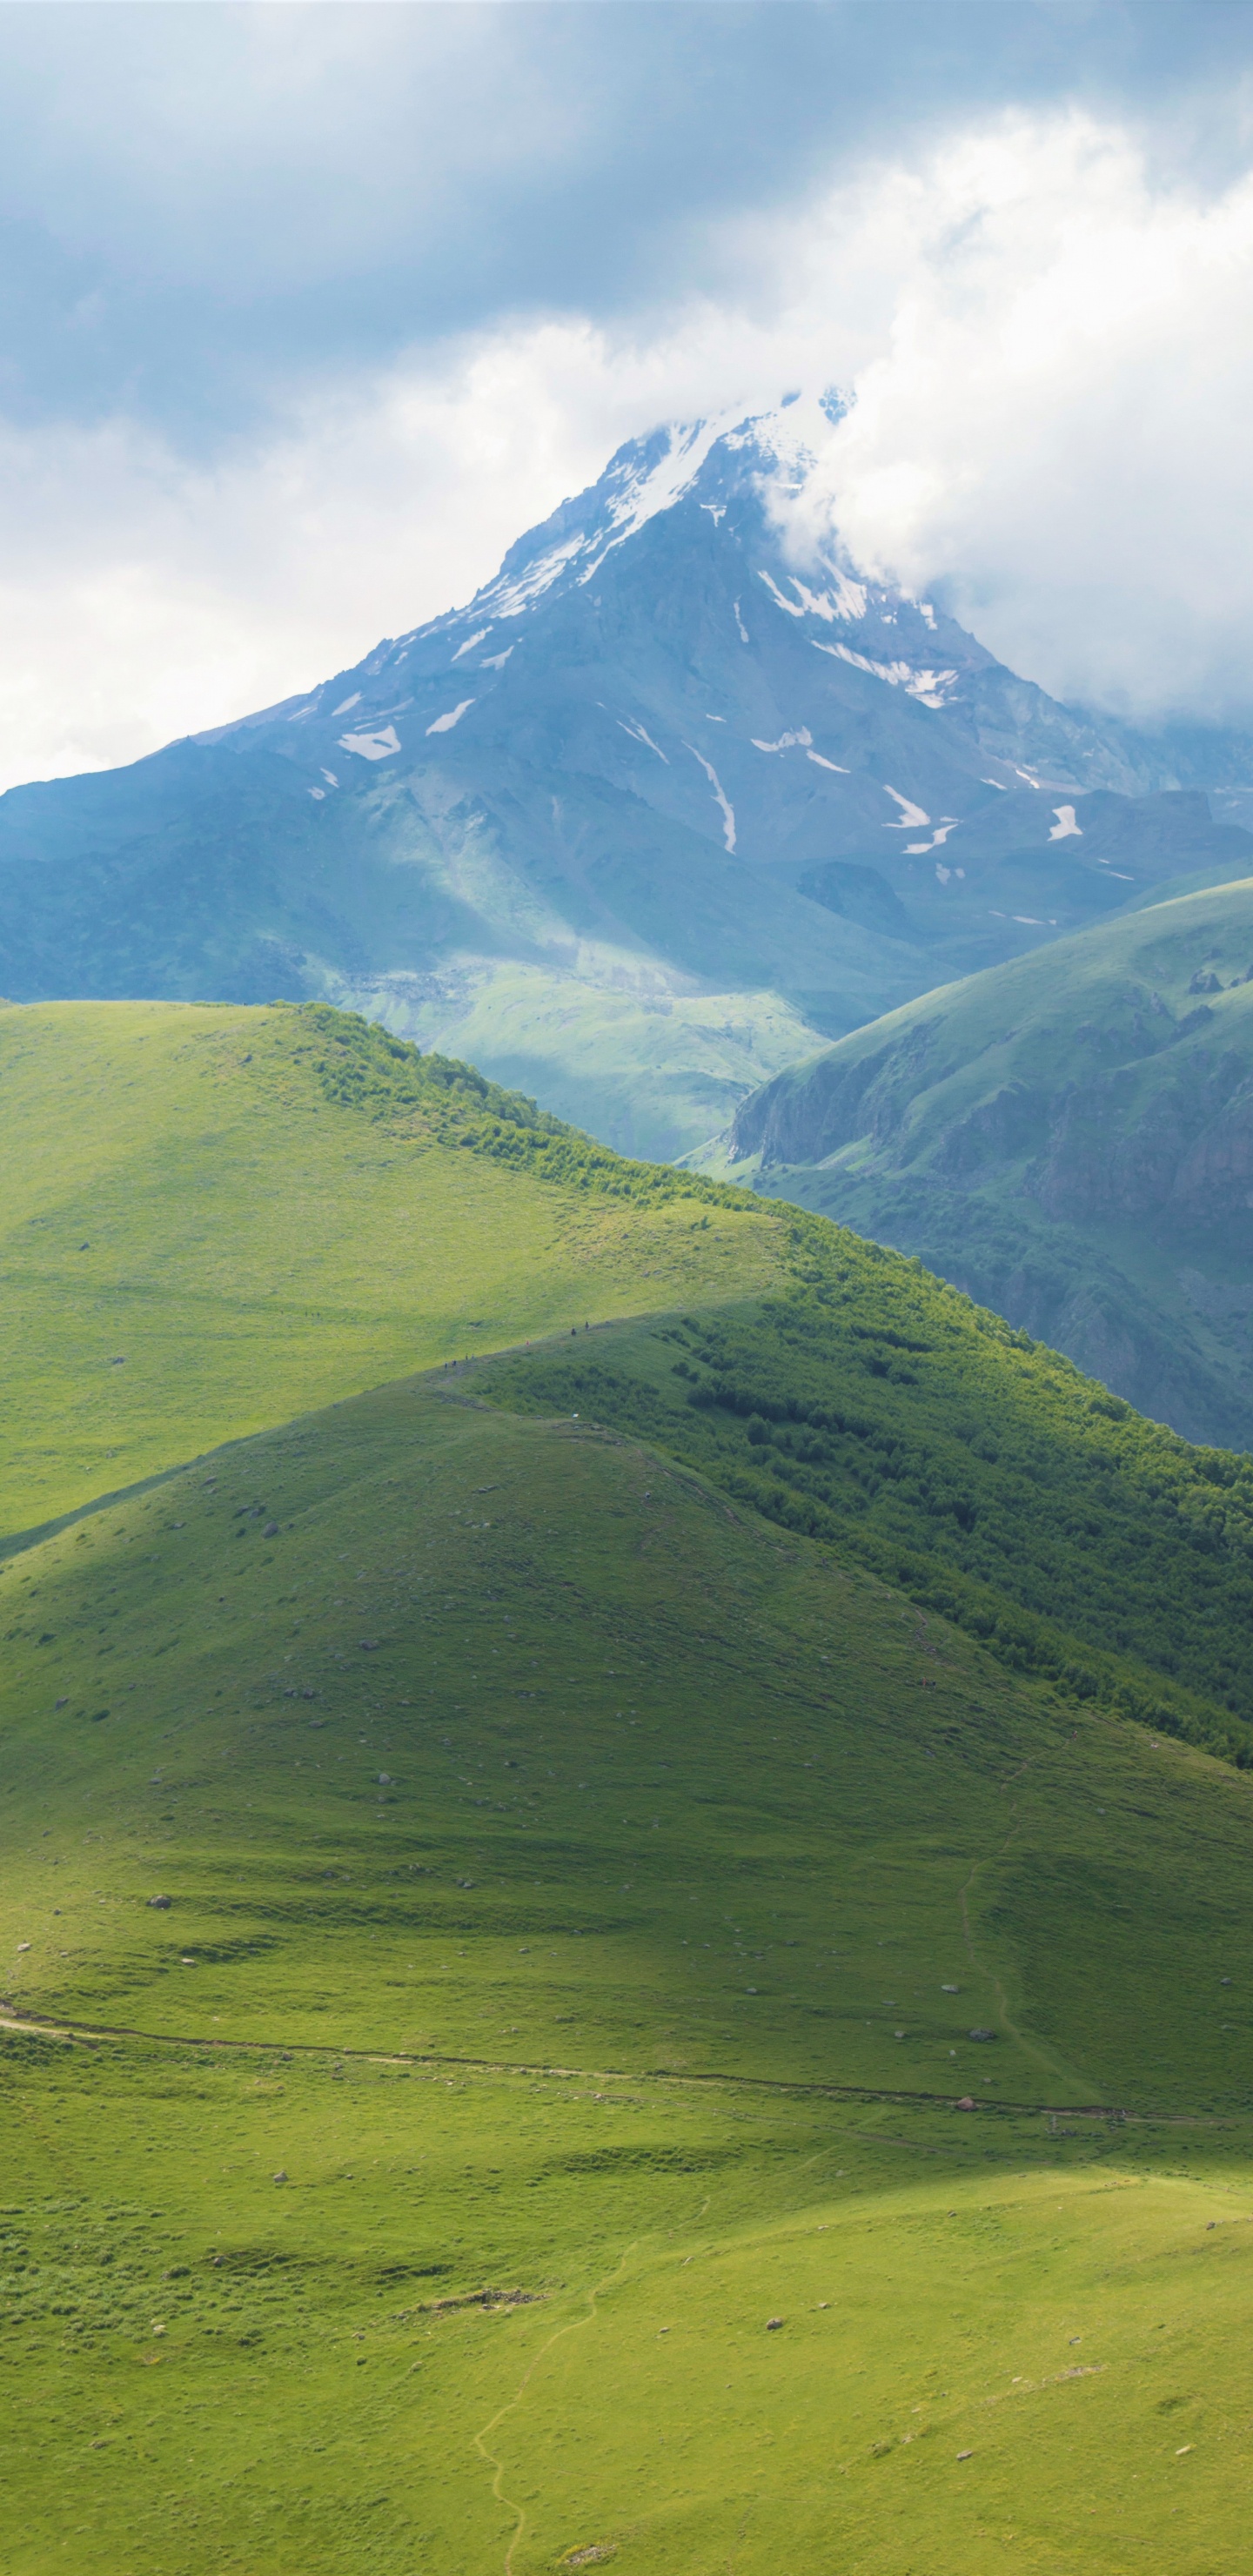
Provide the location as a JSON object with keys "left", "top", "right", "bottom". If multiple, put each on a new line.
{"left": 3, "top": 0, "right": 1253, "bottom": 788}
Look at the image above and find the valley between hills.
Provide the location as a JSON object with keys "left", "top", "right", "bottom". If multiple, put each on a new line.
{"left": 5, "top": 1000, "right": 1253, "bottom": 2574}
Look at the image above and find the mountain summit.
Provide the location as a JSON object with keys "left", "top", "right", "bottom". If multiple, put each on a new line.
{"left": 2, "top": 401, "right": 1249, "bottom": 1153}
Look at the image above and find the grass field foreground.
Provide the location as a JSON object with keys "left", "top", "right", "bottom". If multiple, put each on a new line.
{"left": 4, "top": 1374, "right": 1253, "bottom": 2571}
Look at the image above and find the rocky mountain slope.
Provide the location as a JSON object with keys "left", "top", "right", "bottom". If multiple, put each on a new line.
{"left": 2, "top": 398, "right": 1250, "bottom": 1154}
{"left": 718, "top": 878, "right": 1253, "bottom": 1447}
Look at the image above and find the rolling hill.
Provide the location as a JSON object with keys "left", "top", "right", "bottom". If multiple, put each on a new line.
{"left": 7, "top": 1325, "right": 1253, "bottom": 2573}
{"left": 0, "top": 997, "right": 786, "bottom": 1543}
{"left": 6, "top": 999, "right": 1253, "bottom": 2573}
{"left": 719, "top": 877, "right": 1253, "bottom": 1450}
{"left": 3, "top": 400, "right": 1252, "bottom": 1156}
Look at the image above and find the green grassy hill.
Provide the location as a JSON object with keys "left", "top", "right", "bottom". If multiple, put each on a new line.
{"left": 716, "top": 877, "right": 1253, "bottom": 1449}
{"left": 481, "top": 1278, "right": 1253, "bottom": 1773}
{"left": 0, "top": 999, "right": 783, "bottom": 1543}
{"left": 6, "top": 1001, "right": 1253, "bottom": 2573}
{"left": 5, "top": 1371, "right": 1253, "bottom": 2575}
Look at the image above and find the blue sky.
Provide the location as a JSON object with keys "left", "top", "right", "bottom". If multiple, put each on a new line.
{"left": 3, "top": 1, "right": 1253, "bottom": 786}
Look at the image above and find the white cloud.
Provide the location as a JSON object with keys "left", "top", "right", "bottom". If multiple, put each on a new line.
{"left": 769, "top": 114, "right": 1253, "bottom": 724}
{"left": 0, "top": 332, "right": 624, "bottom": 789}
{"left": 5, "top": 107, "right": 1253, "bottom": 790}
{"left": 0, "top": 307, "right": 812, "bottom": 789}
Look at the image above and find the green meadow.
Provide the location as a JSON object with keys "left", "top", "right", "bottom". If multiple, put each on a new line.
{"left": 0, "top": 1001, "right": 782, "bottom": 1541}
{"left": 4, "top": 1002, "right": 1253, "bottom": 2573}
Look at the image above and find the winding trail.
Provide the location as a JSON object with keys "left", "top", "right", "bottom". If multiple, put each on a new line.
{"left": 473, "top": 2241, "right": 640, "bottom": 2576}
{"left": 955, "top": 1746, "right": 1088, "bottom": 2098}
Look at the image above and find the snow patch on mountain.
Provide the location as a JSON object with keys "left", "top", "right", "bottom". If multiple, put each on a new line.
{"left": 687, "top": 745, "right": 737, "bottom": 852}
{"left": 591, "top": 415, "right": 736, "bottom": 554}
{"left": 757, "top": 566, "right": 868, "bottom": 624}
{"left": 484, "top": 536, "right": 586, "bottom": 621}
{"left": 619, "top": 717, "right": 668, "bottom": 763}
{"left": 883, "top": 786, "right": 930, "bottom": 828}
{"left": 814, "top": 640, "right": 960, "bottom": 707}
{"left": 339, "top": 723, "right": 401, "bottom": 761}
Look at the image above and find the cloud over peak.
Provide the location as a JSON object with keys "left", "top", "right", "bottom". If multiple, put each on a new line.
{"left": 4, "top": 12, "right": 1253, "bottom": 785}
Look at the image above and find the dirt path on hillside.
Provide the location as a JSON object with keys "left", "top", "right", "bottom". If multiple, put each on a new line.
{"left": 0, "top": 2005, "right": 1128, "bottom": 2120}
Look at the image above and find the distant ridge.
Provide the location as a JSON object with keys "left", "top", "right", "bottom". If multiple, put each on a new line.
{"left": 719, "top": 875, "right": 1253, "bottom": 1449}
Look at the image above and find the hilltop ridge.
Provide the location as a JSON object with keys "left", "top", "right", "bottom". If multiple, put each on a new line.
{"left": 0, "top": 996, "right": 785, "bottom": 1538}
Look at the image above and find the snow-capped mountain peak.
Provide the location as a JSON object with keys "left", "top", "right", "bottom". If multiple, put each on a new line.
{"left": 4, "top": 390, "right": 1246, "bottom": 1171}
{"left": 425, "top": 398, "right": 845, "bottom": 640}
{"left": 453, "top": 410, "right": 745, "bottom": 626}
{"left": 212, "top": 396, "right": 1189, "bottom": 859}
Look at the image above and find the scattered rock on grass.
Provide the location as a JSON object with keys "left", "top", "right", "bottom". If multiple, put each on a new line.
{"left": 968, "top": 2028, "right": 995, "bottom": 2042}
{"left": 147, "top": 1895, "right": 171, "bottom": 1910}
{"left": 766, "top": 2316, "right": 785, "bottom": 2331}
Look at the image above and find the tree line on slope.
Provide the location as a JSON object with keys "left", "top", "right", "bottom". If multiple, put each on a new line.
{"left": 483, "top": 1248, "right": 1253, "bottom": 1770}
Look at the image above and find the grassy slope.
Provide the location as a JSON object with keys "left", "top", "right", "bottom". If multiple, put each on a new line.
{"left": 8, "top": 1001, "right": 1253, "bottom": 2571}
{"left": 10, "top": 997, "right": 1253, "bottom": 1768}
{"left": 5, "top": 1372, "right": 1253, "bottom": 2574}
{"left": 481, "top": 1271, "right": 1253, "bottom": 1771}
{"left": 0, "top": 1000, "right": 784, "bottom": 1542}
{"left": 714, "top": 879, "right": 1253, "bottom": 1448}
